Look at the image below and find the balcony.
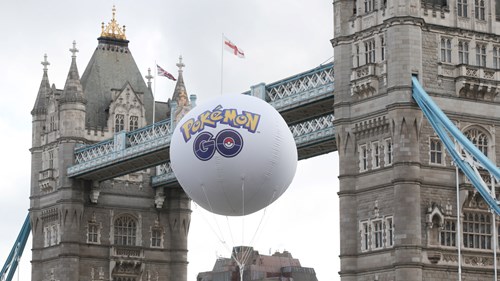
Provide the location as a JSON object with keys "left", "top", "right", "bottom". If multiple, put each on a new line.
{"left": 39, "top": 168, "right": 56, "bottom": 192}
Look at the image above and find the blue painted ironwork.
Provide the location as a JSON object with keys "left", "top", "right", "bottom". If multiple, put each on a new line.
{"left": 412, "top": 76, "right": 500, "bottom": 214}
{"left": 1, "top": 214, "right": 30, "bottom": 281}
{"left": 68, "top": 119, "right": 172, "bottom": 177}
{"left": 265, "top": 63, "right": 334, "bottom": 111}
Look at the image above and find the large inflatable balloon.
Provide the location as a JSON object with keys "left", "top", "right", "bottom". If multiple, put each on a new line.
{"left": 170, "top": 94, "right": 297, "bottom": 216}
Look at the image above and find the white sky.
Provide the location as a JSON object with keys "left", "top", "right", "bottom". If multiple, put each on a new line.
{"left": 0, "top": 1, "right": 339, "bottom": 280}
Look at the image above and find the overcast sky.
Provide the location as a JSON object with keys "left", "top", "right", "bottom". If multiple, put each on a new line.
{"left": 0, "top": 1, "right": 338, "bottom": 280}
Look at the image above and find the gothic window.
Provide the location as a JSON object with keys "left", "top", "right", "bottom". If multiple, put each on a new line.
{"left": 115, "top": 114, "right": 125, "bottom": 132}
{"left": 151, "top": 227, "right": 163, "bottom": 248}
{"left": 475, "top": 43, "right": 487, "bottom": 67}
{"left": 463, "top": 212, "right": 491, "bottom": 249}
{"left": 384, "top": 139, "right": 393, "bottom": 166}
{"left": 465, "top": 128, "right": 488, "bottom": 156}
{"left": 87, "top": 222, "right": 100, "bottom": 244}
{"left": 355, "top": 44, "right": 360, "bottom": 67}
{"left": 458, "top": 41, "right": 469, "bottom": 64}
{"left": 49, "top": 115, "right": 55, "bottom": 131}
{"left": 364, "top": 0, "right": 375, "bottom": 13}
{"left": 380, "top": 36, "right": 386, "bottom": 61}
{"left": 372, "top": 220, "right": 384, "bottom": 249}
{"left": 458, "top": 0, "right": 469, "bottom": 17}
{"left": 44, "top": 224, "right": 60, "bottom": 247}
{"left": 48, "top": 150, "right": 54, "bottom": 169}
{"left": 440, "top": 38, "right": 452, "bottom": 63}
{"left": 430, "top": 138, "right": 444, "bottom": 165}
{"left": 497, "top": 0, "right": 500, "bottom": 21}
{"left": 440, "top": 220, "right": 456, "bottom": 246}
{"left": 129, "top": 115, "right": 139, "bottom": 131}
{"left": 372, "top": 141, "right": 380, "bottom": 169}
{"left": 353, "top": 0, "right": 357, "bottom": 15}
{"left": 475, "top": 0, "right": 485, "bottom": 20}
{"left": 114, "top": 215, "right": 137, "bottom": 246}
{"left": 359, "top": 144, "right": 368, "bottom": 171}
{"left": 494, "top": 47, "right": 500, "bottom": 69}
{"left": 365, "top": 40, "right": 376, "bottom": 63}
{"left": 386, "top": 217, "right": 394, "bottom": 247}
{"left": 360, "top": 221, "right": 369, "bottom": 251}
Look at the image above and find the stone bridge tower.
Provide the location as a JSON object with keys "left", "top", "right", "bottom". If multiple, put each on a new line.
{"left": 332, "top": 0, "right": 500, "bottom": 280}
{"left": 29, "top": 7, "right": 191, "bottom": 281}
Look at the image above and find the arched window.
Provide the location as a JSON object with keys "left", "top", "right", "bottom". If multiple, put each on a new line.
{"left": 129, "top": 116, "right": 139, "bottom": 131}
{"left": 465, "top": 128, "right": 488, "bottom": 157}
{"left": 114, "top": 215, "right": 137, "bottom": 246}
{"left": 115, "top": 114, "right": 125, "bottom": 132}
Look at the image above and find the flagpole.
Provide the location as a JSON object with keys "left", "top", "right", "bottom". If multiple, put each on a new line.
{"left": 221, "top": 33, "right": 224, "bottom": 96}
{"left": 153, "top": 61, "right": 157, "bottom": 136}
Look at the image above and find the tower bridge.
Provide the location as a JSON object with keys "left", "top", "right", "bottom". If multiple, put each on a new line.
{"left": 3, "top": 2, "right": 500, "bottom": 281}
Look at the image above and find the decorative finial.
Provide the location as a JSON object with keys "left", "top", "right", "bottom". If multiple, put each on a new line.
{"left": 176, "top": 55, "right": 185, "bottom": 72}
{"left": 69, "top": 40, "right": 79, "bottom": 58}
{"left": 145, "top": 68, "right": 153, "bottom": 84}
{"left": 41, "top": 54, "right": 50, "bottom": 72}
{"left": 100, "top": 5, "right": 127, "bottom": 40}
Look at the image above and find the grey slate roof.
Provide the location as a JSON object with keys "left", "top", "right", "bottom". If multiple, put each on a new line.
{"left": 80, "top": 37, "right": 154, "bottom": 128}
{"left": 60, "top": 53, "right": 86, "bottom": 105}
{"left": 31, "top": 68, "right": 50, "bottom": 115}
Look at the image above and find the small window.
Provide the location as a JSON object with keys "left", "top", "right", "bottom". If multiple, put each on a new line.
{"left": 386, "top": 217, "right": 394, "bottom": 247}
{"left": 372, "top": 141, "right": 380, "bottom": 168}
{"left": 360, "top": 144, "right": 368, "bottom": 171}
{"left": 475, "top": 0, "right": 485, "bottom": 20}
{"left": 430, "top": 138, "right": 444, "bottom": 165}
{"left": 493, "top": 47, "right": 500, "bottom": 69}
{"left": 151, "top": 228, "right": 163, "bottom": 248}
{"left": 44, "top": 224, "right": 60, "bottom": 247}
{"left": 355, "top": 44, "right": 360, "bottom": 67}
{"left": 364, "top": 0, "right": 375, "bottom": 13}
{"left": 115, "top": 114, "right": 125, "bottom": 132}
{"left": 441, "top": 38, "right": 452, "bottom": 63}
{"left": 88, "top": 223, "right": 100, "bottom": 244}
{"left": 384, "top": 139, "right": 393, "bottom": 166}
{"left": 48, "top": 150, "right": 54, "bottom": 169}
{"left": 129, "top": 116, "right": 139, "bottom": 131}
{"left": 372, "top": 220, "right": 384, "bottom": 249}
{"left": 361, "top": 221, "right": 369, "bottom": 251}
{"left": 440, "top": 220, "right": 456, "bottom": 247}
{"left": 458, "top": 0, "right": 468, "bottom": 17}
{"left": 458, "top": 41, "right": 469, "bottom": 64}
{"left": 380, "top": 36, "right": 386, "bottom": 61}
{"left": 365, "top": 40, "right": 376, "bottom": 64}
{"left": 475, "top": 44, "right": 487, "bottom": 67}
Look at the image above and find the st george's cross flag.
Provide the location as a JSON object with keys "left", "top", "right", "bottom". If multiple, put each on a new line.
{"left": 157, "top": 64, "right": 177, "bottom": 81}
{"left": 223, "top": 36, "right": 245, "bottom": 58}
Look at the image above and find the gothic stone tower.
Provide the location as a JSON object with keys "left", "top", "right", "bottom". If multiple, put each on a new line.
{"left": 332, "top": 0, "right": 500, "bottom": 280}
{"left": 29, "top": 9, "right": 191, "bottom": 281}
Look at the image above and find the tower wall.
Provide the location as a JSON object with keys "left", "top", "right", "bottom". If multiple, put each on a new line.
{"left": 333, "top": 0, "right": 500, "bottom": 280}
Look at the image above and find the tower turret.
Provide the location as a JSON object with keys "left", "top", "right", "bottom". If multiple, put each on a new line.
{"left": 59, "top": 41, "right": 87, "bottom": 138}
{"left": 170, "top": 55, "right": 194, "bottom": 126}
{"left": 31, "top": 54, "right": 51, "bottom": 147}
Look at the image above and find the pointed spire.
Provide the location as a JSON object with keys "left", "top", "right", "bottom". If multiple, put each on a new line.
{"left": 172, "top": 55, "right": 191, "bottom": 123}
{"left": 31, "top": 54, "right": 51, "bottom": 115}
{"left": 60, "top": 41, "right": 86, "bottom": 104}
{"left": 172, "top": 55, "right": 187, "bottom": 102}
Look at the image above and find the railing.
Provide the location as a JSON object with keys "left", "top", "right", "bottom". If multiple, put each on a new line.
{"left": 291, "top": 114, "right": 335, "bottom": 147}
{"left": 264, "top": 63, "right": 334, "bottom": 110}
{"left": 74, "top": 119, "right": 172, "bottom": 165}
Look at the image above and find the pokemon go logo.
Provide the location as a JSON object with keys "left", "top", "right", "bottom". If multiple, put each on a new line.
{"left": 179, "top": 105, "right": 261, "bottom": 161}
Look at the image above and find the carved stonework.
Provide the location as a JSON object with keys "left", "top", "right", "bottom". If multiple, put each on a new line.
{"left": 353, "top": 116, "right": 389, "bottom": 139}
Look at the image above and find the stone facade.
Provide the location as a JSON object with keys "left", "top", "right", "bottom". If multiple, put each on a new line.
{"left": 332, "top": 0, "right": 500, "bottom": 280}
{"left": 29, "top": 10, "right": 191, "bottom": 281}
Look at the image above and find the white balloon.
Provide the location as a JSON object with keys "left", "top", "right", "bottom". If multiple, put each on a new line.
{"left": 170, "top": 94, "right": 297, "bottom": 216}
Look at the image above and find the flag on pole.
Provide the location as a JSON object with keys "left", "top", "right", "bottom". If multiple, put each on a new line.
{"left": 156, "top": 64, "right": 177, "bottom": 81}
{"left": 223, "top": 36, "right": 245, "bottom": 58}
